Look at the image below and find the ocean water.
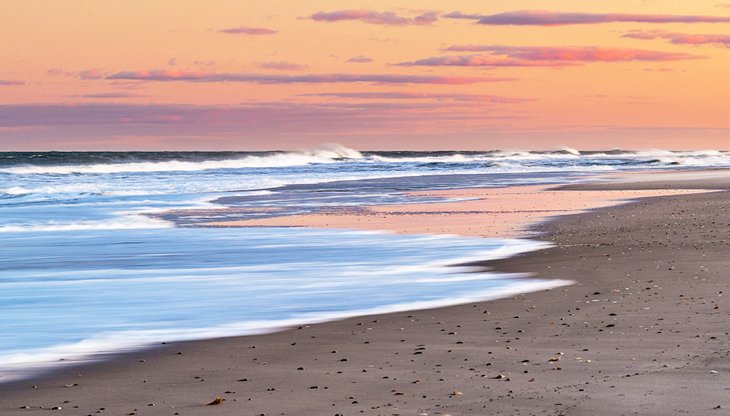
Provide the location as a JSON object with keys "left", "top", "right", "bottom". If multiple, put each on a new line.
{"left": 1, "top": 146, "right": 728, "bottom": 381}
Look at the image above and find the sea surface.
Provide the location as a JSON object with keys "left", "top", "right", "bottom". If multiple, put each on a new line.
{"left": 1, "top": 146, "right": 728, "bottom": 381}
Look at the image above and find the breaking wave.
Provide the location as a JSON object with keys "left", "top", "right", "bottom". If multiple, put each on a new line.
{"left": 2, "top": 147, "right": 730, "bottom": 176}
{"left": 0, "top": 144, "right": 363, "bottom": 175}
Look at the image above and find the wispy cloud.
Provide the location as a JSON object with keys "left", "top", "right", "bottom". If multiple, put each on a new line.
{"left": 310, "top": 10, "right": 438, "bottom": 26}
{"left": 399, "top": 55, "right": 575, "bottom": 67}
{"left": 300, "top": 91, "right": 529, "bottom": 103}
{"left": 0, "top": 101, "right": 520, "bottom": 149}
{"left": 398, "top": 45, "right": 703, "bottom": 67}
{"left": 219, "top": 26, "right": 277, "bottom": 35}
{"left": 347, "top": 55, "right": 374, "bottom": 63}
{"left": 0, "top": 80, "right": 24, "bottom": 86}
{"left": 0, "top": 102, "right": 514, "bottom": 128}
{"left": 623, "top": 30, "right": 730, "bottom": 48}
{"left": 257, "top": 61, "right": 308, "bottom": 71}
{"left": 71, "top": 92, "right": 148, "bottom": 99}
{"left": 78, "top": 69, "right": 107, "bottom": 80}
{"left": 103, "top": 70, "right": 513, "bottom": 84}
{"left": 445, "top": 10, "right": 730, "bottom": 26}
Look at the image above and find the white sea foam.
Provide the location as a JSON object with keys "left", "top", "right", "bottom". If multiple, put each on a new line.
{"left": 2, "top": 148, "right": 730, "bottom": 176}
{"left": 1, "top": 185, "right": 159, "bottom": 198}
{"left": 369, "top": 154, "right": 475, "bottom": 163}
{"left": 3, "top": 146, "right": 730, "bottom": 383}
{"left": 0, "top": 216, "right": 171, "bottom": 232}
{"left": 0, "top": 277, "right": 572, "bottom": 381}
{"left": 561, "top": 146, "right": 581, "bottom": 155}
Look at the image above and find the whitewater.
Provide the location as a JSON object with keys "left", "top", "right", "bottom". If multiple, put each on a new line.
{"left": 1, "top": 145, "right": 729, "bottom": 381}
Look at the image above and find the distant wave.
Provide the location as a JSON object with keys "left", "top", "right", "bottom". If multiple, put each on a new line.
{"left": 1, "top": 147, "right": 729, "bottom": 176}
{"left": 367, "top": 149, "right": 730, "bottom": 165}
{"left": 0, "top": 144, "right": 364, "bottom": 175}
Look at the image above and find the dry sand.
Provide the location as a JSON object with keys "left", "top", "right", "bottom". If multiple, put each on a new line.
{"left": 2, "top": 173, "right": 730, "bottom": 415}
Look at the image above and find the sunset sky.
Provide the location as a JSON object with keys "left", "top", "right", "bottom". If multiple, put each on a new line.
{"left": 2, "top": 0, "right": 730, "bottom": 150}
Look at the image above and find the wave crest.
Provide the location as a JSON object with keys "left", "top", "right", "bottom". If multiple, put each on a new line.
{"left": 0, "top": 144, "right": 364, "bottom": 175}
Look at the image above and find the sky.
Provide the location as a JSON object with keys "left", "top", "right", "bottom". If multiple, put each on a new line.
{"left": 1, "top": 0, "right": 730, "bottom": 150}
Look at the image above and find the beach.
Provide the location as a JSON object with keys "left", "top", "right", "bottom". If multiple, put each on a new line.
{"left": 7, "top": 0, "right": 730, "bottom": 413}
{"left": 2, "top": 171, "right": 730, "bottom": 415}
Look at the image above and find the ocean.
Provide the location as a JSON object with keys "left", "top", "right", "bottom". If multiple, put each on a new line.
{"left": 1, "top": 146, "right": 728, "bottom": 381}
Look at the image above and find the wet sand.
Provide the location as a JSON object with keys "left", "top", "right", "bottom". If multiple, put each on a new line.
{"left": 2, "top": 173, "right": 730, "bottom": 415}
{"left": 207, "top": 185, "right": 706, "bottom": 238}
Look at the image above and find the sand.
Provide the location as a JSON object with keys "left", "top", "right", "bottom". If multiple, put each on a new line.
{"left": 2, "top": 172, "right": 730, "bottom": 415}
{"left": 206, "top": 185, "right": 708, "bottom": 238}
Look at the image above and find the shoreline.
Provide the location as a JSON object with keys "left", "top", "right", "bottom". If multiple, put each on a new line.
{"left": 2, "top": 172, "right": 730, "bottom": 415}
{"left": 206, "top": 184, "right": 708, "bottom": 238}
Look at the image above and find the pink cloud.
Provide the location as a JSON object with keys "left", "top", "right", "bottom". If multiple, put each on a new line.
{"left": 258, "top": 61, "right": 308, "bottom": 71}
{"left": 623, "top": 30, "right": 730, "bottom": 47}
{"left": 399, "top": 54, "right": 578, "bottom": 67}
{"left": 347, "top": 55, "right": 374, "bottom": 63}
{"left": 73, "top": 92, "right": 148, "bottom": 99}
{"left": 301, "top": 91, "right": 529, "bottom": 103}
{"left": 77, "top": 69, "right": 106, "bottom": 79}
{"left": 0, "top": 80, "right": 24, "bottom": 86}
{"left": 400, "top": 45, "right": 704, "bottom": 67}
{"left": 310, "top": 10, "right": 438, "bottom": 26}
{"left": 104, "top": 70, "right": 513, "bottom": 84}
{"left": 6, "top": 104, "right": 730, "bottom": 151}
{"left": 46, "top": 68, "right": 68, "bottom": 76}
{"left": 219, "top": 26, "right": 277, "bottom": 35}
{"left": 445, "top": 10, "right": 730, "bottom": 26}
{"left": 0, "top": 102, "right": 520, "bottom": 150}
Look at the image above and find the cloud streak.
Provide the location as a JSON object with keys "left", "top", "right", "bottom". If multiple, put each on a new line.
{"left": 257, "top": 61, "right": 308, "bottom": 71}
{"left": 78, "top": 69, "right": 106, "bottom": 80}
{"left": 623, "top": 30, "right": 730, "bottom": 48}
{"left": 400, "top": 55, "right": 576, "bottom": 67}
{"left": 104, "top": 70, "right": 513, "bottom": 84}
{"left": 347, "top": 55, "right": 374, "bottom": 63}
{"left": 310, "top": 10, "right": 438, "bottom": 26}
{"left": 399, "top": 45, "right": 703, "bottom": 67}
{"left": 300, "top": 91, "right": 529, "bottom": 103}
{"left": 445, "top": 10, "right": 730, "bottom": 26}
{"left": 0, "top": 101, "right": 521, "bottom": 150}
{"left": 71, "top": 92, "right": 148, "bottom": 99}
{"left": 0, "top": 80, "right": 24, "bottom": 86}
{"left": 219, "top": 26, "right": 277, "bottom": 35}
